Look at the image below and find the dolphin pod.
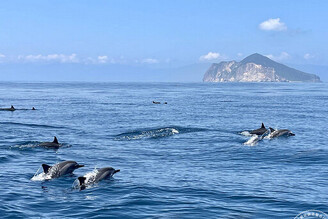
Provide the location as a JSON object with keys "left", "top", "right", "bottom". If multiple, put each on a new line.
{"left": 41, "top": 160, "right": 84, "bottom": 179}
{"left": 0, "top": 105, "right": 36, "bottom": 111}
{"left": 78, "top": 167, "right": 120, "bottom": 190}
{"left": 243, "top": 123, "right": 295, "bottom": 146}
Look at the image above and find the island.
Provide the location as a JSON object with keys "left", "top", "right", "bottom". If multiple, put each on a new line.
{"left": 203, "top": 53, "right": 321, "bottom": 82}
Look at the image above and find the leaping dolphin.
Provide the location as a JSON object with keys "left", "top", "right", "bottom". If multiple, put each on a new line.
{"left": 42, "top": 160, "right": 84, "bottom": 179}
{"left": 77, "top": 167, "right": 120, "bottom": 190}
{"left": 249, "top": 123, "right": 268, "bottom": 135}
{"left": 268, "top": 127, "right": 295, "bottom": 138}
{"left": 39, "top": 136, "right": 61, "bottom": 148}
{"left": 0, "top": 105, "right": 15, "bottom": 111}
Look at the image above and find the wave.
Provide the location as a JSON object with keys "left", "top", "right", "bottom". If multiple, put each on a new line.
{"left": 115, "top": 126, "right": 206, "bottom": 140}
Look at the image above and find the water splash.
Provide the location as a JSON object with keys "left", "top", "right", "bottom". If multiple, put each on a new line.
{"left": 243, "top": 135, "right": 260, "bottom": 146}
{"left": 31, "top": 164, "right": 60, "bottom": 181}
{"left": 115, "top": 126, "right": 205, "bottom": 141}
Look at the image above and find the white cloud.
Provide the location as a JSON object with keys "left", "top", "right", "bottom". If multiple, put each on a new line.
{"left": 141, "top": 58, "right": 159, "bottom": 64}
{"left": 237, "top": 53, "right": 243, "bottom": 57}
{"left": 259, "top": 18, "right": 287, "bottom": 31}
{"left": 199, "top": 52, "right": 226, "bottom": 61}
{"left": 97, "top": 55, "right": 108, "bottom": 63}
{"left": 0, "top": 53, "right": 5, "bottom": 58}
{"left": 265, "top": 52, "right": 290, "bottom": 61}
{"left": 304, "top": 53, "right": 314, "bottom": 60}
{"left": 18, "top": 53, "right": 79, "bottom": 63}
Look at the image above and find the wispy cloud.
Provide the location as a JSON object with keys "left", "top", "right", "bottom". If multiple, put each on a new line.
{"left": 18, "top": 53, "right": 79, "bottom": 63}
{"left": 304, "top": 53, "right": 314, "bottom": 60}
{"left": 265, "top": 52, "right": 290, "bottom": 61}
{"left": 259, "top": 18, "right": 287, "bottom": 31}
{"left": 199, "top": 52, "right": 226, "bottom": 62}
{"left": 141, "top": 58, "right": 159, "bottom": 64}
{"left": 97, "top": 55, "right": 108, "bottom": 64}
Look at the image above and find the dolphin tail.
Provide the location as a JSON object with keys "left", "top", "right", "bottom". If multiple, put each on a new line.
{"left": 78, "top": 176, "right": 86, "bottom": 186}
{"left": 42, "top": 164, "right": 52, "bottom": 174}
{"left": 114, "top": 169, "right": 120, "bottom": 174}
{"left": 53, "top": 136, "right": 59, "bottom": 144}
{"left": 261, "top": 123, "right": 265, "bottom": 129}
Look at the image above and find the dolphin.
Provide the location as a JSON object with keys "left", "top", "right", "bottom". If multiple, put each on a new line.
{"left": 0, "top": 105, "right": 16, "bottom": 111}
{"left": 42, "top": 160, "right": 84, "bottom": 179}
{"left": 249, "top": 123, "right": 268, "bottom": 135}
{"left": 152, "top": 101, "right": 161, "bottom": 104}
{"left": 77, "top": 167, "right": 120, "bottom": 190}
{"left": 268, "top": 127, "right": 295, "bottom": 138}
{"left": 39, "top": 136, "right": 61, "bottom": 148}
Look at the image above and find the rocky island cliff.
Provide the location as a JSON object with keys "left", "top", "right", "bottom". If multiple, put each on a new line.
{"left": 203, "top": 53, "right": 321, "bottom": 82}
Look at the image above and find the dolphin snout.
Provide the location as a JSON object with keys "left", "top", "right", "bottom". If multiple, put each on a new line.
{"left": 289, "top": 133, "right": 295, "bottom": 136}
{"left": 76, "top": 164, "right": 84, "bottom": 168}
{"left": 114, "top": 169, "right": 120, "bottom": 174}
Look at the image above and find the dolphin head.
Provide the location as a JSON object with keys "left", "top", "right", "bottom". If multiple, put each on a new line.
{"left": 288, "top": 131, "right": 295, "bottom": 136}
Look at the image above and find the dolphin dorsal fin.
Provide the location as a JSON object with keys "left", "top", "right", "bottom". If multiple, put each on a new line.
{"left": 53, "top": 136, "right": 58, "bottom": 144}
{"left": 42, "top": 164, "right": 52, "bottom": 174}
{"left": 78, "top": 177, "right": 86, "bottom": 185}
{"left": 269, "top": 127, "right": 275, "bottom": 132}
{"left": 261, "top": 123, "right": 265, "bottom": 129}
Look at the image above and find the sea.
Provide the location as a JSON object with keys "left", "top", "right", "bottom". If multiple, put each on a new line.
{"left": 0, "top": 82, "right": 327, "bottom": 218}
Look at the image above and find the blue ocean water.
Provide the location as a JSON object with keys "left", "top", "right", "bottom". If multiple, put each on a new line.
{"left": 0, "top": 82, "right": 327, "bottom": 218}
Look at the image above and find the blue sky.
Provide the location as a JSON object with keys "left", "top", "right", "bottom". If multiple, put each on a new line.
{"left": 0, "top": 0, "right": 327, "bottom": 81}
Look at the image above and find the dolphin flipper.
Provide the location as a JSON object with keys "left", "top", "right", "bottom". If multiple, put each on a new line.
{"left": 42, "top": 164, "right": 52, "bottom": 174}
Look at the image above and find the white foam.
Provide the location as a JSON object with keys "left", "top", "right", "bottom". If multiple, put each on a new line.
{"left": 240, "top": 131, "right": 252, "bottom": 137}
{"left": 244, "top": 135, "right": 260, "bottom": 146}
{"left": 30, "top": 164, "right": 60, "bottom": 181}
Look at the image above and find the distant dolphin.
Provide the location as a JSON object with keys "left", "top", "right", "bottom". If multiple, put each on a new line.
{"left": 249, "top": 123, "right": 268, "bottom": 135}
{"left": 77, "top": 167, "right": 120, "bottom": 190}
{"left": 0, "top": 105, "right": 15, "bottom": 111}
{"left": 39, "top": 136, "right": 61, "bottom": 148}
{"left": 268, "top": 127, "right": 295, "bottom": 138}
{"left": 32, "top": 107, "right": 36, "bottom": 110}
{"left": 152, "top": 101, "right": 160, "bottom": 104}
{"left": 42, "top": 160, "right": 84, "bottom": 179}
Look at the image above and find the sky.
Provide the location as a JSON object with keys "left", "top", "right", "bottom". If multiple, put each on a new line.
{"left": 0, "top": 0, "right": 327, "bottom": 81}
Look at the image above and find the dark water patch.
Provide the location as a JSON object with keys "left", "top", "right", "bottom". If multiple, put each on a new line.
{"left": 114, "top": 126, "right": 208, "bottom": 140}
{"left": 0, "top": 122, "right": 66, "bottom": 129}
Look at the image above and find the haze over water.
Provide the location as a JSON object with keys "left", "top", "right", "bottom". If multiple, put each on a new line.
{"left": 0, "top": 82, "right": 327, "bottom": 218}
